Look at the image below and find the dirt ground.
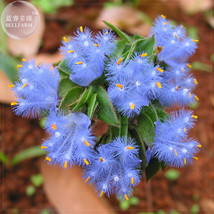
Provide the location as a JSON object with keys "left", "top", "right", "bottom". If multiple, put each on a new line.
{"left": 1, "top": 1, "right": 213, "bottom": 214}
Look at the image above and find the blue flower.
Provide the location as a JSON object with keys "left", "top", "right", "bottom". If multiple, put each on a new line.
{"left": 59, "top": 27, "right": 116, "bottom": 86}
{"left": 11, "top": 60, "right": 59, "bottom": 118}
{"left": 106, "top": 54, "right": 163, "bottom": 117}
{"left": 42, "top": 112, "right": 96, "bottom": 168}
{"left": 83, "top": 137, "right": 141, "bottom": 199}
{"left": 151, "top": 15, "right": 198, "bottom": 66}
{"left": 152, "top": 109, "right": 201, "bottom": 167}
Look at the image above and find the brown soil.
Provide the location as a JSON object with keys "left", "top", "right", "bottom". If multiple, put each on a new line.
{"left": 1, "top": 1, "right": 213, "bottom": 214}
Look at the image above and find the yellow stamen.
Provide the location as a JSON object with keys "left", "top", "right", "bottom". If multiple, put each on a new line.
{"left": 51, "top": 124, "right": 57, "bottom": 130}
{"left": 156, "top": 46, "right": 163, "bottom": 54}
{"left": 174, "top": 149, "right": 178, "bottom": 156}
{"left": 63, "top": 37, "right": 68, "bottom": 43}
{"left": 22, "top": 58, "right": 27, "bottom": 62}
{"left": 116, "top": 58, "right": 123, "bottom": 65}
{"left": 99, "top": 191, "right": 104, "bottom": 197}
{"left": 11, "top": 102, "right": 18, "bottom": 106}
{"left": 156, "top": 81, "right": 162, "bottom": 88}
{"left": 94, "top": 44, "right": 100, "bottom": 47}
{"left": 163, "top": 22, "right": 167, "bottom": 25}
{"left": 80, "top": 26, "right": 83, "bottom": 32}
{"left": 194, "top": 78, "right": 198, "bottom": 85}
{"left": 124, "top": 194, "right": 129, "bottom": 201}
{"left": 83, "top": 158, "right": 89, "bottom": 165}
{"left": 99, "top": 157, "right": 104, "bottom": 162}
{"left": 181, "top": 68, "right": 185, "bottom": 72}
{"left": 184, "top": 128, "right": 187, "bottom": 132}
{"left": 85, "top": 177, "right": 90, "bottom": 183}
{"left": 116, "top": 84, "right": 123, "bottom": 90}
{"left": 41, "top": 146, "right": 47, "bottom": 149}
{"left": 131, "top": 177, "right": 134, "bottom": 184}
{"left": 130, "top": 103, "right": 135, "bottom": 110}
{"left": 161, "top": 14, "right": 166, "bottom": 19}
{"left": 195, "top": 95, "right": 199, "bottom": 101}
{"left": 184, "top": 158, "right": 187, "bottom": 165}
{"left": 140, "top": 53, "right": 148, "bottom": 57}
{"left": 22, "top": 83, "right": 28, "bottom": 88}
{"left": 46, "top": 157, "right": 51, "bottom": 161}
{"left": 176, "top": 86, "right": 180, "bottom": 91}
{"left": 187, "top": 64, "right": 192, "bottom": 68}
{"left": 67, "top": 50, "right": 74, "bottom": 53}
{"left": 157, "top": 67, "right": 164, "bottom": 73}
{"left": 76, "top": 61, "right": 83, "bottom": 65}
{"left": 194, "top": 157, "right": 198, "bottom": 160}
{"left": 36, "top": 61, "right": 41, "bottom": 67}
{"left": 126, "top": 146, "right": 134, "bottom": 150}
{"left": 197, "top": 144, "right": 202, "bottom": 148}
{"left": 84, "top": 140, "right": 90, "bottom": 147}
{"left": 192, "top": 39, "right": 199, "bottom": 42}
{"left": 8, "top": 84, "right": 15, "bottom": 88}
{"left": 191, "top": 115, "right": 198, "bottom": 119}
{"left": 174, "top": 33, "right": 178, "bottom": 39}
{"left": 189, "top": 92, "right": 192, "bottom": 98}
{"left": 105, "top": 31, "right": 108, "bottom": 34}
{"left": 17, "top": 64, "right": 22, "bottom": 68}
{"left": 64, "top": 161, "right": 68, "bottom": 168}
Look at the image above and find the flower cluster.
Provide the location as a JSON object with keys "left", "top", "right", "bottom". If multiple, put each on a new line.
{"left": 106, "top": 54, "right": 163, "bottom": 117}
{"left": 60, "top": 27, "right": 116, "bottom": 86}
{"left": 10, "top": 16, "right": 201, "bottom": 200}
{"left": 10, "top": 60, "right": 59, "bottom": 118}
{"left": 84, "top": 137, "right": 141, "bottom": 200}
{"left": 151, "top": 109, "right": 201, "bottom": 167}
{"left": 151, "top": 15, "right": 199, "bottom": 107}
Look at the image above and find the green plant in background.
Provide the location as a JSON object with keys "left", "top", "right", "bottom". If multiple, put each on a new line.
{"left": 31, "top": 0, "right": 73, "bottom": 14}
{"left": 10, "top": 15, "right": 202, "bottom": 200}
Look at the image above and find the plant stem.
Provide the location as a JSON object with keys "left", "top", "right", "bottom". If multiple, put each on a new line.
{"left": 120, "top": 116, "right": 128, "bottom": 138}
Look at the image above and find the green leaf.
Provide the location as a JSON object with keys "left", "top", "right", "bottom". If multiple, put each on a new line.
{"left": 130, "top": 197, "right": 140, "bottom": 205}
{"left": 12, "top": 146, "right": 45, "bottom": 166}
{"left": 191, "top": 61, "right": 212, "bottom": 72}
{"left": 103, "top": 21, "right": 131, "bottom": 42}
{"left": 136, "top": 112, "right": 155, "bottom": 146}
{"left": 41, "top": 209, "right": 51, "bottom": 214}
{"left": 191, "top": 204, "right": 200, "bottom": 214}
{"left": 0, "top": 51, "right": 18, "bottom": 83}
{"left": 26, "top": 185, "right": 35, "bottom": 196}
{"left": 39, "top": 118, "right": 47, "bottom": 129}
{"left": 58, "top": 86, "right": 84, "bottom": 110}
{"left": 58, "top": 59, "right": 70, "bottom": 77}
{"left": 59, "top": 78, "right": 77, "bottom": 98}
{"left": 87, "top": 93, "right": 97, "bottom": 119}
{"left": 164, "top": 169, "right": 180, "bottom": 181}
{"left": 135, "top": 35, "right": 156, "bottom": 56}
{"left": 142, "top": 104, "right": 158, "bottom": 123}
{"left": 145, "top": 158, "right": 160, "bottom": 181}
{"left": 119, "top": 200, "right": 130, "bottom": 210}
{"left": 160, "top": 161, "right": 168, "bottom": 171}
{"left": 0, "top": 151, "right": 9, "bottom": 165}
{"left": 30, "top": 174, "right": 44, "bottom": 187}
{"left": 71, "top": 87, "right": 93, "bottom": 111}
{"left": 95, "top": 86, "right": 119, "bottom": 126}
{"left": 115, "top": 39, "right": 127, "bottom": 56}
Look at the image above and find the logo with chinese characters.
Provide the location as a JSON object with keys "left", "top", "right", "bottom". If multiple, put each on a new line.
{"left": 1, "top": 1, "right": 40, "bottom": 40}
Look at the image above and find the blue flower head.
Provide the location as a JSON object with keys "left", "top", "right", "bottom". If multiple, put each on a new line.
{"left": 59, "top": 27, "right": 116, "bottom": 86}
{"left": 152, "top": 109, "right": 201, "bottom": 167}
{"left": 83, "top": 137, "right": 141, "bottom": 200}
{"left": 42, "top": 112, "right": 96, "bottom": 168}
{"left": 106, "top": 54, "right": 163, "bottom": 117}
{"left": 11, "top": 59, "right": 59, "bottom": 118}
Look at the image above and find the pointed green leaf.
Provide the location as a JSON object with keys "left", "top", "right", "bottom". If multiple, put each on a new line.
{"left": 95, "top": 86, "right": 119, "bottom": 126}
{"left": 12, "top": 146, "right": 45, "bottom": 166}
{"left": 136, "top": 112, "right": 155, "bottom": 146}
{"left": 145, "top": 158, "right": 160, "bottom": 181}
{"left": 58, "top": 59, "right": 70, "bottom": 77}
{"left": 87, "top": 93, "right": 97, "bottom": 119}
{"left": 103, "top": 21, "right": 131, "bottom": 42}
{"left": 135, "top": 36, "right": 156, "bottom": 56}
{"left": 59, "top": 78, "right": 77, "bottom": 98}
{"left": 59, "top": 86, "right": 84, "bottom": 110}
{"left": 142, "top": 104, "right": 158, "bottom": 123}
{"left": 0, "top": 151, "right": 9, "bottom": 165}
